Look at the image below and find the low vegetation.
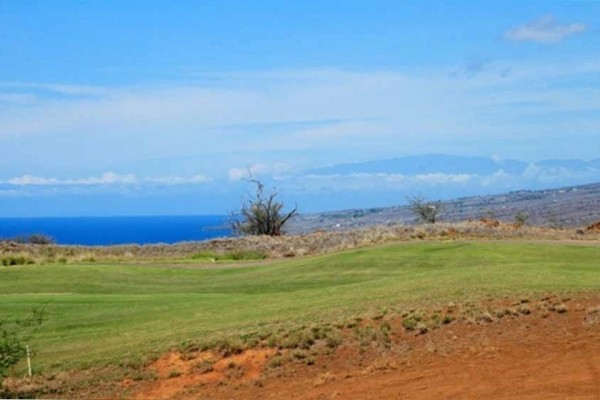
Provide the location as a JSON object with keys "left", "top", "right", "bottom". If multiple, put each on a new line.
{"left": 0, "top": 308, "right": 44, "bottom": 378}
{"left": 2, "top": 221, "right": 598, "bottom": 265}
{"left": 1, "top": 255, "right": 34, "bottom": 266}
{"left": 514, "top": 211, "right": 530, "bottom": 227}
{"left": 0, "top": 234, "right": 55, "bottom": 245}
{"left": 190, "top": 250, "right": 267, "bottom": 262}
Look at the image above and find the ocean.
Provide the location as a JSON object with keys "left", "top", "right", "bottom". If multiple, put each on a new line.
{"left": 0, "top": 215, "right": 231, "bottom": 246}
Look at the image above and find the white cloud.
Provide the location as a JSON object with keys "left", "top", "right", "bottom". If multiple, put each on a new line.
{"left": 228, "top": 165, "right": 265, "bottom": 181}
{"left": 2, "top": 172, "right": 211, "bottom": 186}
{"left": 504, "top": 15, "right": 587, "bottom": 44}
{"left": 280, "top": 172, "right": 474, "bottom": 192}
{"left": 228, "top": 163, "right": 292, "bottom": 181}
{"left": 7, "top": 175, "right": 62, "bottom": 186}
{"left": 414, "top": 173, "right": 473, "bottom": 184}
{"left": 277, "top": 164, "right": 599, "bottom": 194}
{"left": 146, "top": 175, "right": 211, "bottom": 185}
{"left": 5, "top": 172, "right": 136, "bottom": 186}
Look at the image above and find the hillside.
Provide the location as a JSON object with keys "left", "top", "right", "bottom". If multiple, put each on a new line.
{"left": 2, "top": 242, "right": 600, "bottom": 399}
{"left": 289, "top": 182, "right": 600, "bottom": 233}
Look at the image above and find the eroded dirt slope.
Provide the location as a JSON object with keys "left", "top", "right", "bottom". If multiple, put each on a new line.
{"left": 125, "top": 295, "right": 600, "bottom": 400}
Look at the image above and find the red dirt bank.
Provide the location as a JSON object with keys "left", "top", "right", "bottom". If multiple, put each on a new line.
{"left": 127, "top": 295, "right": 600, "bottom": 400}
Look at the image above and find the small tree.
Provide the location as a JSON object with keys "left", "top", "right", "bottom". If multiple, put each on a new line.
{"left": 10, "top": 234, "right": 55, "bottom": 245}
{"left": 514, "top": 211, "right": 529, "bottom": 227}
{"left": 27, "top": 234, "right": 55, "bottom": 245}
{"left": 232, "top": 178, "right": 297, "bottom": 236}
{"left": 407, "top": 195, "right": 442, "bottom": 224}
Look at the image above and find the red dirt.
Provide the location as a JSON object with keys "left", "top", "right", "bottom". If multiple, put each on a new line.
{"left": 130, "top": 348, "right": 275, "bottom": 399}
{"left": 126, "top": 296, "right": 600, "bottom": 400}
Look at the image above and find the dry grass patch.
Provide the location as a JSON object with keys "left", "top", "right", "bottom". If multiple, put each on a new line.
{"left": 2, "top": 221, "right": 598, "bottom": 265}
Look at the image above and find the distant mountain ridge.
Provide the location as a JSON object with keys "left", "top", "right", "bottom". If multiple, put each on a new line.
{"left": 306, "top": 154, "right": 600, "bottom": 176}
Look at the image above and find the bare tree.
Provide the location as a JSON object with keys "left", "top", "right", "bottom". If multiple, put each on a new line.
{"left": 407, "top": 195, "right": 442, "bottom": 224}
{"left": 232, "top": 178, "right": 297, "bottom": 236}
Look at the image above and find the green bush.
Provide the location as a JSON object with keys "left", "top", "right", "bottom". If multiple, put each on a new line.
{"left": 190, "top": 250, "right": 266, "bottom": 262}
{"left": 26, "top": 234, "right": 55, "bottom": 245}
{"left": 0, "top": 308, "right": 44, "bottom": 379}
{"left": 1, "top": 256, "right": 34, "bottom": 266}
{"left": 7, "top": 234, "right": 55, "bottom": 245}
{"left": 0, "top": 330, "right": 25, "bottom": 378}
{"left": 402, "top": 313, "right": 422, "bottom": 331}
{"left": 514, "top": 211, "right": 529, "bottom": 227}
{"left": 225, "top": 250, "right": 267, "bottom": 261}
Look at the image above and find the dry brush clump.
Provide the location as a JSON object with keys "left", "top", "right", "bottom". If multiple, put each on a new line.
{"left": 1, "top": 221, "right": 598, "bottom": 265}
{"left": 231, "top": 178, "right": 297, "bottom": 236}
{"left": 587, "top": 220, "right": 600, "bottom": 233}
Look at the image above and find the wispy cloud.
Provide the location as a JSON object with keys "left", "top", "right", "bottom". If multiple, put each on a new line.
{"left": 2, "top": 161, "right": 598, "bottom": 216}
{"left": 228, "top": 163, "right": 293, "bottom": 181}
{"left": 0, "top": 82, "right": 109, "bottom": 97}
{"left": 504, "top": 15, "right": 587, "bottom": 44}
{"left": 279, "top": 164, "right": 599, "bottom": 194}
{"left": 145, "top": 175, "right": 211, "bottom": 185}
{"left": 0, "top": 61, "right": 599, "bottom": 176}
{"left": 1, "top": 172, "right": 211, "bottom": 186}
{"left": 284, "top": 172, "right": 475, "bottom": 191}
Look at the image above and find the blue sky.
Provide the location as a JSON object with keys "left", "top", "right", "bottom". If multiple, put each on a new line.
{"left": 0, "top": 0, "right": 599, "bottom": 216}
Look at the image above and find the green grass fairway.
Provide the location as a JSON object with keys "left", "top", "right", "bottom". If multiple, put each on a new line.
{"left": 1, "top": 241, "right": 599, "bottom": 373}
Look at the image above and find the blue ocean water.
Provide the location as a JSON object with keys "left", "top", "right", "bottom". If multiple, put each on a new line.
{"left": 0, "top": 215, "right": 231, "bottom": 245}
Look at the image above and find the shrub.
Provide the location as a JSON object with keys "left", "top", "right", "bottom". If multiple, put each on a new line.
{"left": 9, "top": 234, "right": 55, "bottom": 245}
{"left": 517, "top": 304, "right": 531, "bottom": 315}
{"left": 325, "top": 331, "right": 342, "bottom": 348}
{"left": 1, "top": 256, "right": 34, "bottom": 266}
{"left": 190, "top": 250, "right": 267, "bottom": 262}
{"left": 168, "top": 370, "right": 181, "bottom": 378}
{"left": 407, "top": 195, "right": 443, "bottom": 224}
{"left": 0, "top": 308, "right": 45, "bottom": 379}
{"left": 232, "top": 177, "right": 297, "bottom": 236}
{"left": 267, "top": 356, "right": 283, "bottom": 369}
{"left": 194, "top": 359, "right": 214, "bottom": 374}
{"left": 402, "top": 313, "right": 422, "bottom": 331}
{"left": 555, "top": 304, "right": 568, "bottom": 313}
{"left": 514, "top": 211, "right": 529, "bottom": 227}
{"left": 26, "top": 234, "right": 55, "bottom": 245}
{"left": 224, "top": 250, "right": 267, "bottom": 261}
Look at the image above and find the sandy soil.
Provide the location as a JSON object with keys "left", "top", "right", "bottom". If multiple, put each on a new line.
{"left": 124, "top": 295, "right": 600, "bottom": 400}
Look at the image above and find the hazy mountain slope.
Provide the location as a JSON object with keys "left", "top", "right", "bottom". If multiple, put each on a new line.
{"left": 306, "top": 154, "right": 599, "bottom": 176}
{"left": 289, "top": 182, "right": 600, "bottom": 233}
{"left": 307, "top": 154, "right": 528, "bottom": 175}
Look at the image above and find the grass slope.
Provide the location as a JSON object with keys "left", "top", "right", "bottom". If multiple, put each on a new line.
{"left": 0, "top": 241, "right": 599, "bottom": 373}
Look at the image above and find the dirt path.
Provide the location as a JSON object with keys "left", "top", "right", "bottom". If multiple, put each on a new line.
{"left": 126, "top": 295, "right": 600, "bottom": 400}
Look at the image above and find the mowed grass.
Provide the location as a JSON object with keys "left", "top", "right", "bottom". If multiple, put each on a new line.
{"left": 0, "top": 241, "right": 599, "bottom": 373}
